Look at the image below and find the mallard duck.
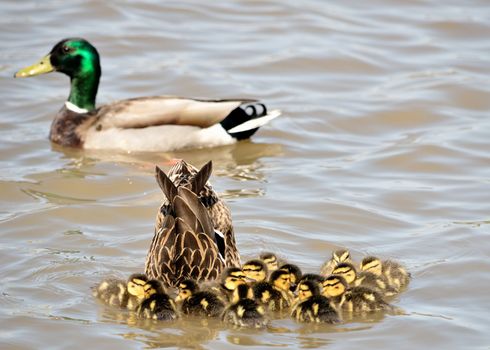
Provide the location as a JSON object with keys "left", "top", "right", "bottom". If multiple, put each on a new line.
{"left": 279, "top": 263, "right": 302, "bottom": 292}
{"left": 360, "top": 256, "right": 410, "bottom": 291}
{"left": 242, "top": 259, "right": 268, "bottom": 283}
{"left": 259, "top": 252, "right": 280, "bottom": 273}
{"left": 222, "top": 284, "right": 267, "bottom": 328}
{"left": 137, "top": 279, "right": 178, "bottom": 321}
{"left": 175, "top": 278, "right": 225, "bottom": 317}
{"left": 145, "top": 163, "right": 225, "bottom": 287}
{"left": 320, "top": 249, "right": 352, "bottom": 276}
{"left": 14, "top": 38, "right": 281, "bottom": 152}
{"left": 291, "top": 280, "right": 340, "bottom": 324}
{"left": 93, "top": 273, "right": 148, "bottom": 310}
{"left": 155, "top": 160, "right": 240, "bottom": 268}
{"left": 322, "top": 275, "right": 391, "bottom": 314}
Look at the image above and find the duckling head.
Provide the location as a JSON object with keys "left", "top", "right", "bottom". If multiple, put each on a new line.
{"left": 175, "top": 278, "right": 199, "bottom": 302}
{"left": 232, "top": 284, "right": 255, "bottom": 303}
{"left": 242, "top": 259, "right": 268, "bottom": 282}
{"left": 221, "top": 267, "right": 247, "bottom": 291}
{"left": 296, "top": 280, "right": 321, "bottom": 302}
{"left": 279, "top": 263, "right": 302, "bottom": 289}
{"left": 299, "top": 273, "right": 325, "bottom": 285}
{"left": 126, "top": 273, "right": 148, "bottom": 299}
{"left": 259, "top": 252, "right": 279, "bottom": 271}
{"left": 360, "top": 256, "right": 382, "bottom": 276}
{"left": 332, "top": 249, "right": 351, "bottom": 265}
{"left": 270, "top": 269, "right": 292, "bottom": 292}
{"left": 332, "top": 262, "right": 357, "bottom": 285}
{"left": 142, "top": 279, "right": 166, "bottom": 299}
{"left": 322, "top": 275, "right": 348, "bottom": 298}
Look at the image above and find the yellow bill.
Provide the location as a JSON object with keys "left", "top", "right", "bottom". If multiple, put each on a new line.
{"left": 14, "top": 54, "right": 54, "bottom": 78}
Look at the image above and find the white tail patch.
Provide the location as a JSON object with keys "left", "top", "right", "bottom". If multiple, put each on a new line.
{"left": 227, "top": 109, "right": 281, "bottom": 134}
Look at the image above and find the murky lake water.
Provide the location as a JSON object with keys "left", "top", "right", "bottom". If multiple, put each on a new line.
{"left": 1, "top": 1, "right": 490, "bottom": 349}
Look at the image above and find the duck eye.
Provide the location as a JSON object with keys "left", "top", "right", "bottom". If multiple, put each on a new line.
{"left": 62, "top": 46, "right": 70, "bottom": 53}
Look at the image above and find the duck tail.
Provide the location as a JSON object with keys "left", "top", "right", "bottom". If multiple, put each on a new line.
{"left": 220, "top": 103, "right": 281, "bottom": 140}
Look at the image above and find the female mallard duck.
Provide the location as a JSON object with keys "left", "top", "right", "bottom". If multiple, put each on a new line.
{"left": 93, "top": 273, "right": 148, "bottom": 310}
{"left": 320, "top": 249, "right": 352, "bottom": 276}
{"left": 145, "top": 162, "right": 226, "bottom": 287}
{"left": 360, "top": 256, "right": 410, "bottom": 292}
{"left": 322, "top": 275, "right": 392, "bottom": 314}
{"left": 291, "top": 280, "right": 340, "bottom": 324}
{"left": 14, "top": 38, "right": 281, "bottom": 152}
{"left": 155, "top": 160, "right": 240, "bottom": 268}
{"left": 175, "top": 278, "right": 225, "bottom": 317}
{"left": 222, "top": 284, "right": 267, "bottom": 328}
{"left": 137, "top": 279, "right": 178, "bottom": 321}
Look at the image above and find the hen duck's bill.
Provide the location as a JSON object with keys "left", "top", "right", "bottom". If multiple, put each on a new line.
{"left": 15, "top": 54, "right": 54, "bottom": 78}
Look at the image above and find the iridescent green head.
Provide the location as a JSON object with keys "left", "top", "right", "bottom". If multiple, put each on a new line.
{"left": 15, "top": 38, "right": 101, "bottom": 111}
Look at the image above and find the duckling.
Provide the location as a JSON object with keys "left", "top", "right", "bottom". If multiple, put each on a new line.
{"left": 137, "top": 279, "right": 178, "bottom": 321}
{"left": 14, "top": 38, "right": 280, "bottom": 152}
{"left": 222, "top": 284, "right": 267, "bottom": 328}
{"left": 354, "top": 270, "right": 398, "bottom": 298}
{"left": 360, "top": 256, "right": 410, "bottom": 291}
{"left": 242, "top": 259, "right": 268, "bottom": 283}
{"left": 279, "top": 263, "right": 302, "bottom": 291}
{"left": 291, "top": 280, "right": 340, "bottom": 324}
{"left": 259, "top": 252, "right": 280, "bottom": 273}
{"left": 253, "top": 269, "right": 294, "bottom": 312}
{"left": 331, "top": 262, "right": 357, "bottom": 286}
{"left": 320, "top": 249, "right": 352, "bottom": 276}
{"left": 93, "top": 273, "right": 148, "bottom": 310}
{"left": 201, "top": 267, "right": 247, "bottom": 302}
{"left": 299, "top": 273, "right": 325, "bottom": 285}
{"left": 175, "top": 278, "right": 225, "bottom": 317}
{"left": 322, "top": 275, "right": 391, "bottom": 314}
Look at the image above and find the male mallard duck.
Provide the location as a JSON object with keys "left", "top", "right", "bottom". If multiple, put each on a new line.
{"left": 137, "top": 279, "right": 178, "bottom": 321}
{"left": 14, "top": 38, "right": 281, "bottom": 152}
{"left": 291, "top": 280, "right": 340, "bottom": 324}
{"left": 93, "top": 273, "right": 148, "bottom": 310}
{"left": 145, "top": 163, "right": 226, "bottom": 287}
{"left": 360, "top": 256, "right": 410, "bottom": 292}
{"left": 322, "top": 275, "right": 391, "bottom": 314}
{"left": 175, "top": 278, "right": 225, "bottom": 317}
{"left": 242, "top": 259, "right": 268, "bottom": 283}
{"left": 155, "top": 160, "right": 240, "bottom": 268}
{"left": 222, "top": 284, "right": 267, "bottom": 328}
{"left": 320, "top": 249, "right": 352, "bottom": 276}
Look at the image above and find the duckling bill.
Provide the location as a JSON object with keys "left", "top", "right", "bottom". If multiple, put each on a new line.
{"left": 14, "top": 38, "right": 280, "bottom": 152}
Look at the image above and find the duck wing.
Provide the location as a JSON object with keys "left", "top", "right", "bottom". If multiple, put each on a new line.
{"left": 94, "top": 96, "right": 256, "bottom": 129}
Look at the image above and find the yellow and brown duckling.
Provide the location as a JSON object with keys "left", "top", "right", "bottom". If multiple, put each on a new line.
{"left": 175, "top": 278, "right": 225, "bottom": 317}
{"left": 331, "top": 262, "right": 357, "bottom": 285}
{"left": 291, "top": 280, "right": 340, "bottom": 324}
{"left": 202, "top": 267, "right": 248, "bottom": 303}
{"left": 222, "top": 284, "right": 267, "bottom": 328}
{"left": 137, "top": 279, "right": 178, "bottom": 321}
{"left": 320, "top": 249, "right": 352, "bottom": 276}
{"left": 279, "top": 263, "right": 302, "bottom": 292}
{"left": 253, "top": 269, "right": 294, "bottom": 312}
{"left": 242, "top": 259, "right": 268, "bottom": 283}
{"left": 93, "top": 273, "right": 148, "bottom": 310}
{"left": 259, "top": 252, "right": 280, "bottom": 273}
{"left": 360, "top": 256, "right": 410, "bottom": 292}
{"left": 322, "top": 275, "right": 392, "bottom": 314}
